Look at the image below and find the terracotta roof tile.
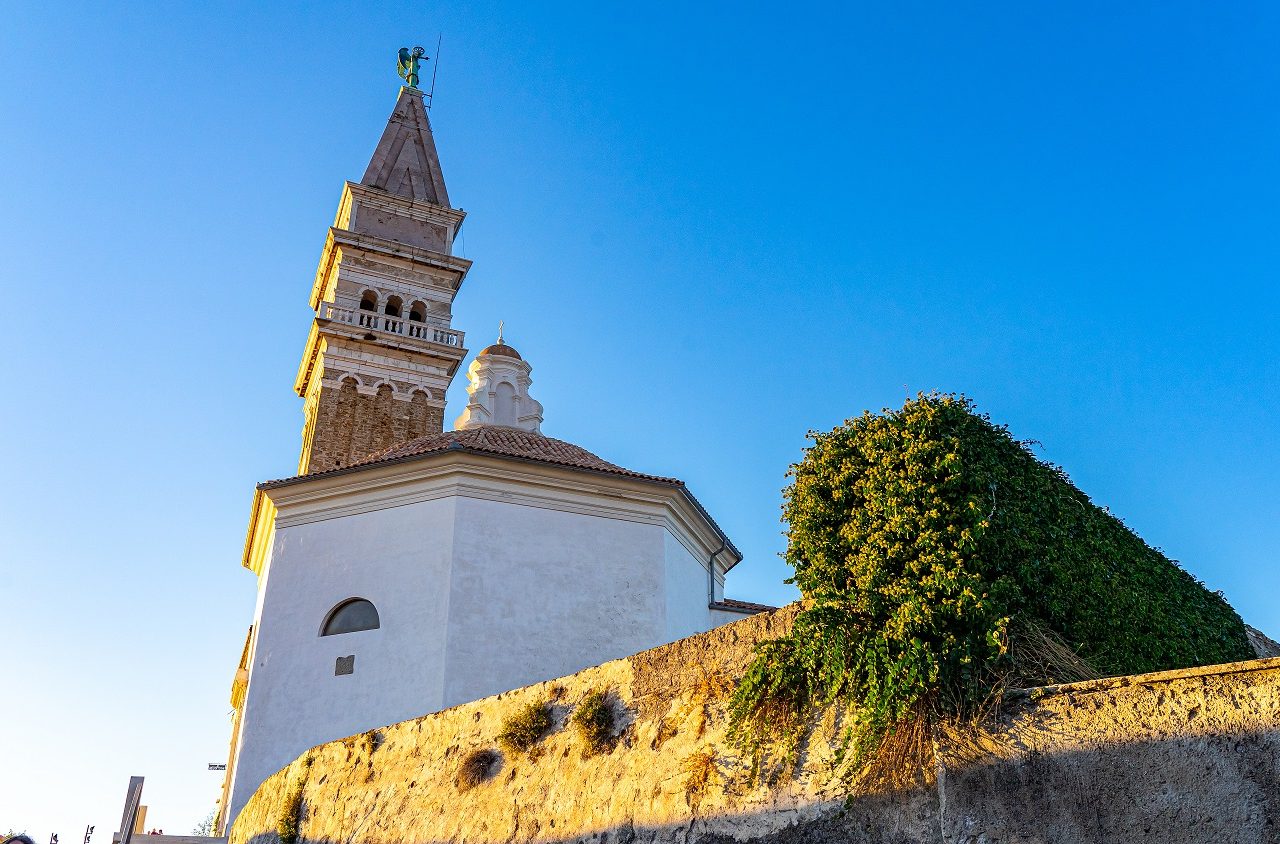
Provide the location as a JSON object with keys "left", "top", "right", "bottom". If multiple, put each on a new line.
{"left": 710, "top": 598, "right": 777, "bottom": 614}
{"left": 263, "top": 426, "right": 682, "bottom": 487}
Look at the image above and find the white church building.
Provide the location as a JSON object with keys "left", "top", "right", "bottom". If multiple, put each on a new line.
{"left": 219, "top": 81, "right": 767, "bottom": 826}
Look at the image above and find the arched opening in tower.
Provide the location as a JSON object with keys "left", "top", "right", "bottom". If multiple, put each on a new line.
{"left": 494, "top": 382, "right": 518, "bottom": 426}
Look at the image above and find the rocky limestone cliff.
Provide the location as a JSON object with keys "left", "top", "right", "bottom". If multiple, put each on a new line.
{"left": 1247, "top": 624, "right": 1280, "bottom": 658}
{"left": 231, "top": 608, "right": 1280, "bottom": 844}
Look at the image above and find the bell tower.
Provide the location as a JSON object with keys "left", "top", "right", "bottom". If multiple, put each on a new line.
{"left": 294, "top": 85, "right": 471, "bottom": 473}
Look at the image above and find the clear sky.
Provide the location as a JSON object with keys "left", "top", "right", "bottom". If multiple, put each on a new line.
{"left": 2, "top": 0, "right": 1277, "bottom": 837}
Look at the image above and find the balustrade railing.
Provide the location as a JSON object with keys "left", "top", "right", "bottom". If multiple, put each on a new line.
{"left": 321, "top": 304, "right": 463, "bottom": 347}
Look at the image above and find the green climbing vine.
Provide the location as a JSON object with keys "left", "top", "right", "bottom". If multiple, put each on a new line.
{"left": 729, "top": 393, "right": 1253, "bottom": 784}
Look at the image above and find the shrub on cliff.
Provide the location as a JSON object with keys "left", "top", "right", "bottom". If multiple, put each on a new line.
{"left": 497, "top": 701, "right": 555, "bottom": 756}
{"left": 572, "top": 690, "right": 617, "bottom": 756}
{"left": 276, "top": 783, "right": 304, "bottom": 844}
{"left": 455, "top": 749, "right": 500, "bottom": 791}
{"left": 730, "top": 393, "right": 1253, "bottom": 784}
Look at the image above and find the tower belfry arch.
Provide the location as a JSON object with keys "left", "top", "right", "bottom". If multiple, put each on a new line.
{"left": 294, "top": 85, "right": 470, "bottom": 473}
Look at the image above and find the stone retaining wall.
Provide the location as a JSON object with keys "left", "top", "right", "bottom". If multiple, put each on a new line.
{"left": 230, "top": 607, "right": 1280, "bottom": 844}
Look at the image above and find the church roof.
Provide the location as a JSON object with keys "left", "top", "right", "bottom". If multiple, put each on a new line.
{"left": 258, "top": 426, "right": 741, "bottom": 570}
{"left": 711, "top": 598, "right": 778, "bottom": 614}
{"left": 262, "top": 427, "right": 682, "bottom": 487}
{"left": 364, "top": 427, "right": 678, "bottom": 481}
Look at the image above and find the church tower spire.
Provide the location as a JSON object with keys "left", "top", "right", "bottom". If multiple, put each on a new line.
{"left": 360, "top": 83, "right": 450, "bottom": 206}
{"left": 294, "top": 85, "right": 471, "bottom": 474}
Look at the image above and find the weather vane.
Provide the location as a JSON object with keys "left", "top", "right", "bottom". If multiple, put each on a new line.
{"left": 397, "top": 46, "right": 428, "bottom": 88}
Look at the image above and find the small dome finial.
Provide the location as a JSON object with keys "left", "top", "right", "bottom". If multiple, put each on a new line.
{"left": 497, "top": 320, "right": 504, "bottom": 345}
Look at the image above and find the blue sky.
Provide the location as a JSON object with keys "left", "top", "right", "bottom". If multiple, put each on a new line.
{"left": 2, "top": 0, "right": 1277, "bottom": 836}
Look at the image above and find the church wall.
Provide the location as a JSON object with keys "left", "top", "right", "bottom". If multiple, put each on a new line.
{"left": 662, "top": 530, "right": 718, "bottom": 642}
{"left": 226, "top": 496, "right": 457, "bottom": 822}
{"left": 222, "top": 533, "right": 276, "bottom": 830}
{"left": 709, "top": 606, "right": 756, "bottom": 627}
{"left": 442, "top": 496, "right": 668, "bottom": 708}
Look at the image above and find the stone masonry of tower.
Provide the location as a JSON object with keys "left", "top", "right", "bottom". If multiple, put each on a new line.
{"left": 294, "top": 86, "right": 471, "bottom": 474}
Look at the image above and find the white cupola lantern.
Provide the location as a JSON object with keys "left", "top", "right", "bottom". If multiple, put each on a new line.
{"left": 454, "top": 328, "right": 544, "bottom": 433}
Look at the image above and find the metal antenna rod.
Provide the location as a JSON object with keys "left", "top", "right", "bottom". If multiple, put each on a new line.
{"left": 426, "top": 33, "right": 443, "bottom": 110}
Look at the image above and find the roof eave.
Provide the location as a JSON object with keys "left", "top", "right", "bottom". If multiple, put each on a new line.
{"left": 258, "top": 444, "right": 682, "bottom": 493}
{"left": 257, "top": 441, "right": 741, "bottom": 574}
{"left": 677, "top": 486, "right": 742, "bottom": 569}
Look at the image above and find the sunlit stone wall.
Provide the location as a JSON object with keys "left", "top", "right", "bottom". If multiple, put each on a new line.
{"left": 230, "top": 606, "right": 1280, "bottom": 844}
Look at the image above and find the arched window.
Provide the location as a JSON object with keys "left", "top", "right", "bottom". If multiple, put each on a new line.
{"left": 384, "top": 296, "right": 403, "bottom": 317}
{"left": 408, "top": 300, "right": 427, "bottom": 322}
{"left": 359, "top": 291, "right": 378, "bottom": 312}
{"left": 320, "top": 598, "right": 380, "bottom": 636}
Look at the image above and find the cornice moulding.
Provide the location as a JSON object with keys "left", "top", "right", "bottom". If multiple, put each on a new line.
{"left": 295, "top": 320, "right": 466, "bottom": 397}
{"left": 261, "top": 452, "right": 740, "bottom": 575}
{"left": 241, "top": 489, "right": 278, "bottom": 575}
{"left": 344, "top": 181, "right": 467, "bottom": 228}
{"left": 308, "top": 228, "right": 472, "bottom": 310}
{"left": 332, "top": 229, "right": 472, "bottom": 275}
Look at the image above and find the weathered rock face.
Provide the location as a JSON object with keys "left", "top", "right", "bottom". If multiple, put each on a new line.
{"left": 230, "top": 607, "right": 1280, "bottom": 844}
{"left": 941, "top": 660, "right": 1280, "bottom": 842}
{"left": 1247, "top": 624, "right": 1280, "bottom": 658}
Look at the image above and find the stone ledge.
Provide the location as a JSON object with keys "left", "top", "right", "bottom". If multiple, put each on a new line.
{"left": 1007, "top": 653, "right": 1280, "bottom": 700}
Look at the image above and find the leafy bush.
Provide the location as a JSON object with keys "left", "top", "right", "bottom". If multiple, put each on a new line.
{"left": 497, "top": 701, "right": 554, "bottom": 756}
{"left": 455, "top": 749, "right": 500, "bottom": 792}
{"left": 730, "top": 393, "right": 1253, "bottom": 780}
{"left": 276, "top": 783, "right": 304, "bottom": 844}
{"left": 572, "top": 690, "right": 617, "bottom": 756}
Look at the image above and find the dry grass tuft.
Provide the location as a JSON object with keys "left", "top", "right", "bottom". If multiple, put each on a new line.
{"left": 681, "top": 749, "right": 720, "bottom": 807}
{"left": 851, "top": 705, "right": 937, "bottom": 794}
{"left": 651, "top": 717, "right": 678, "bottom": 751}
{"left": 690, "top": 669, "right": 735, "bottom": 701}
{"left": 687, "top": 669, "right": 736, "bottom": 739}
{"left": 1005, "top": 617, "right": 1102, "bottom": 688}
{"left": 497, "top": 701, "right": 555, "bottom": 757}
{"left": 455, "top": 748, "right": 501, "bottom": 792}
